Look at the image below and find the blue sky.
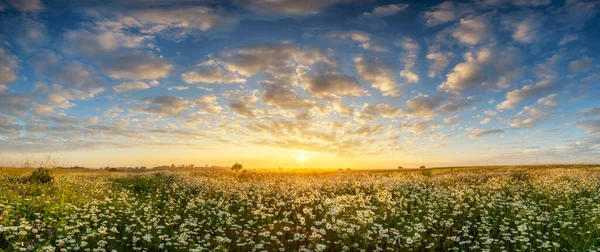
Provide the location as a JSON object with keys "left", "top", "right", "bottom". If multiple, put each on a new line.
{"left": 0, "top": 0, "right": 599, "bottom": 168}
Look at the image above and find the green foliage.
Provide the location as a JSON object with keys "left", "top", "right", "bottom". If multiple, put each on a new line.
{"left": 22, "top": 168, "right": 54, "bottom": 184}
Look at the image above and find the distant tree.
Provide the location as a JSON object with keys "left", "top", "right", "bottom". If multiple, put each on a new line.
{"left": 420, "top": 165, "right": 426, "bottom": 169}
{"left": 170, "top": 164, "right": 175, "bottom": 168}
{"left": 398, "top": 166, "right": 403, "bottom": 169}
{"left": 231, "top": 163, "right": 243, "bottom": 172}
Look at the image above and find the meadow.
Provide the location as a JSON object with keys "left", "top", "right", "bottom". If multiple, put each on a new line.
{"left": 1, "top": 165, "right": 600, "bottom": 251}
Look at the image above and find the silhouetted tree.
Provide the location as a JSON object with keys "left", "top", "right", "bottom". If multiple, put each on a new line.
{"left": 398, "top": 166, "right": 403, "bottom": 169}
{"left": 231, "top": 163, "right": 243, "bottom": 172}
{"left": 420, "top": 166, "right": 426, "bottom": 169}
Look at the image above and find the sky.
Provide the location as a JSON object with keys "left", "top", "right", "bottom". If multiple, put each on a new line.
{"left": 0, "top": 0, "right": 599, "bottom": 169}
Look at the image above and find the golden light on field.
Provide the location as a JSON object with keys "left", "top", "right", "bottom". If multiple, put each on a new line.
{"left": 296, "top": 154, "right": 307, "bottom": 163}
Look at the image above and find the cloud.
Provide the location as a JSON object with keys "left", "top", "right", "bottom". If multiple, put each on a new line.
{"left": 451, "top": 14, "right": 492, "bottom": 45}
{"left": 63, "top": 29, "right": 150, "bottom": 56}
{"left": 400, "top": 120, "right": 440, "bottom": 135}
{"left": 574, "top": 119, "right": 600, "bottom": 134}
{"left": 426, "top": 48, "right": 453, "bottom": 78}
{"left": 5, "top": 0, "right": 43, "bottom": 12}
{"left": 396, "top": 38, "right": 420, "bottom": 84}
{"left": 424, "top": 1, "right": 474, "bottom": 26}
{"left": 444, "top": 115, "right": 461, "bottom": 125}
{"left": 469, "top": 128, "right": 504, "bottom": 138}
{"left": 439, "top": 46, "right": 523, "bottom": 91}
{"left": 438, "top": 96, "right": 476, "bottom": 114}
{"left": 229, "top": 103, "right": 257, "bottom": 118}
{"left": 131, "top": 95, "right": 189, "bottom": 116}
{"left": 226, "top": 91, "right": 259, "bottom": 118}
{"left": 363, "top": 3, "right": 409, "bottom": 17}
{"left": 354, "top": 54, "right": 400, "bottom": 97}
{"left": 113, "top": 81, "right": 154, "bottom": 93}
{"left": 182, "top": 60, "right": 246, "bottom": 84}
{"left": 480, "top": 118, "right": 491, "bottom": 124}
{"left": 537, "top": 93, "right": 558, "bottom": 106}
{"left": 569, "top": 57, "right": 593, "bottom": 73}
{"left": 32, "top": 54, "right": 107, "bottom": 93}
{"left": 406, "top": 94, "right": 443, "bottom": 118}
{"left": 0, "top": 92, "right": 32, "bottom": 116}
{"left": 194, "top": 95, "right": 222, "bottom": 115}
{"left": 102, "top": 51, "right": 173, "bottom": 79}
{"left": 31, "top": 103, "right": 55, "bottom": 117}
{"left": 235, "top": 0, "right": 355, "bottom": 15}
{"left": 579, "top": 106, "right": 600, "bottom": 117}
{"left": 497, "top": 79, "right": 557, "bottom": 109}
{"left": 505, "top": 14, "right": 543, "bottom": 43}
{"left": 98, "top": 6, "right": 239, "bottom": 39}
{"left": 261, "top": 81, "right": 317, "bottom": 109}
{"left": 0, "top": 47, "right": 18, "bottom": 86}
{"left": 358, "top": 103, "right": 404, "bottom": 120}
{"left": 302, "top": 72, "right": 365, "bottom": 98}
{"left": 326, "top": 30, "right": 386, "bottom": 52}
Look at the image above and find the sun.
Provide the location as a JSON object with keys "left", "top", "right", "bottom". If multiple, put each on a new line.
{"left": 297, "top": 154, "right": 307, "bottom": 163}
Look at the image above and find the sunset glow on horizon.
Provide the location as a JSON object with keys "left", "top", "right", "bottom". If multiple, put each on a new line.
{"left": 0, "top": 0, "right": 599, "bottom": 169}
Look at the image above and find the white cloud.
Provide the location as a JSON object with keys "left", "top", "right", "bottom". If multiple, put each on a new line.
{"left": 406, "top": 94, "right": 443, "bottom": 118}
{"left": 396, "top": 38, "right": 420, "bottom": 84}
{"left": 480, "top": 118, "right": 491, "bottom": 124}
{"left": 194, "top": 95, "right": 222, "bottom": 115}
{"left": 426, "top": 48, "right": 453, "bottom": 78}
{"left": 31, "top": 103, "right": 55, "bottom": 117}
{"left": 63, "top": 29, "right": 151, "bottom": 56}
{"left": 573, "top": 119, "right": 600, "bottom": 134}
{"left": 440, "top": 46, "right": 523, "bottom": 91}
{"left": 6, "top": 0, "right": 43, "bottom": 12}
{"left": 182, "top": 60, "right": 246, "bottom": 84}
{"left": 235, "top": 0, "right": 356, "bottom": 15}
{"left": 506, "top": 15, "right": 543, "bottom": 43}
{"left": 302, "top": 72, "right": 365, "bottom": 98}
{"left": 497, "top": 79, "right": 556, "bottom": 109}
{"left": 327, "top": 31, "right": 387, "bottom": 52}
{"left": 569, "top": 57, "right": 593, "bottom": 73}
{"left": 451, "top": 14, "right": 492, "bottom": 45}
{"left": 354, "top": 55, "right": 400, "bottom": 97}
{"left": 469, "top": 128, "right": 504, "bottom": 138}
{"left": 131, "top": 95, "right": 190, "bottom": 116}
{"left": 424, "top": 1, "right": 474, "bottom": 26}
{"left": 363, "top": 3, "right": 409, "bottom": 17}
{"left": 358, "top": 103, "right": 404, "bottom": 120}
{"left": 0, "top": 47, "right": 18, "bottom": 86}
{"left": 102, "top": 51, "right": 173, "bottom": 79}
{"left": 113, "top": 81, "right": 152, "bottom": 93}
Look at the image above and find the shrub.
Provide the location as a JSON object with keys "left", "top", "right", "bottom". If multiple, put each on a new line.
{"left": 23, "top": 168, "right": 54, "bottom": 184}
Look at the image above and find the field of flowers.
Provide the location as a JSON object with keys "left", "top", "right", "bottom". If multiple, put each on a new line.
{"left": 1, "top": 166, "right": 600, "bottom": 251}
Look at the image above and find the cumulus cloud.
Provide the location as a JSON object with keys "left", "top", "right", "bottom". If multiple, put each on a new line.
{"left": 226, "top": 91, "right": 259, "bottom": 118}
{"left": 354, "top": 55, "right": 400, "bottom": 97}
{"left": 194, "top": 95, "right": 222, "bottom": 115}
{"left": 0, "top": 92, "right": 32, "bottom": 116}
{"left": 469, "top": 128, "right": 504, "bottom": 138}
{"left": 182, "top": 60, "right": 246, "bottom": 84}
{"left": 363, "top": 3, "right": 409, "bottom": 17}
{"left": 426, "top": 47, "right": 453, "bottom": 78}
{"left": 98, "top": 6, "right": 238, "bottom": 39}
{"left": 358, "top": 103, "right": 404, "bottom": 120}
{"left": 439, "top": 46, "right": 523, "bottom": 91}
{"left": 31, "top": 103, "right": 54, "bottom": 117}
{"left": 579, "top": 106, "right": 600, "bottom": 117}
{"left": 327, "top": 30, "right": 386, "bottom": 52}
{"left": 235, "top": 0, "right": 355, "bottom": 15}
{"left": 396, "top": 38, "right": 420, "bottom": 84}
{"left": 400, "top": 120, "right": 440, "bottom": 135}
{"left": 574, "top": 119, "right": 600, "bottom": 134}
{"left": 5, "top": 0, "right": 43, "bottom": 12}
{"left": 438, "top": 96, "right": 476, "bottom": 114}
{"left": 63, "top": 29, "right": 150, "bottom": 56}
{"left": 424, "top": 1, "right": 474, "bottom": 26}
{"left": 406, "top": 94, "right": 443, "bottom": 118}
{"left": 113, "top": 81, "right": 155, "bottom": 93}
{"left": 569, "top": 57, "right": 593, "bottom": 73}
{"left": 444, "top": 115, "right": 461, "bottom": 125}
{"left": 451, "top": 14, "right": 492, "bottom": 45}
{"left": 302, "top": 72, "right": 365, "bottom": 98}
{"left": 102, "top": 51, "right": 173, "bottom": 79}
{"left": 504, "top": 14, "right": 543, "bottom": 43}
{"left": 131, "top": 95, "right": 189, "bottom": 116}
{"left": 497, "top": 80, "right": 557, "bottom": 109}
{"left": 0, "top": 47, "right": 18, "bottom": 86}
